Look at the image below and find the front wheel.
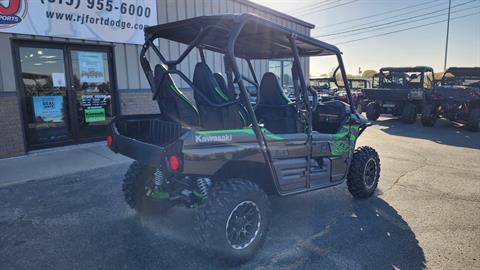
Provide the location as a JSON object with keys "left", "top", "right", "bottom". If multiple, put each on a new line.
{"left": 421, "top": 104, "right": 437, "bottom": 127}
{"left": 366, "top": 102, "right": 381, "bottom": 121}
{"left": 195, "top": 179, "right": 270, "bottom": 264}
{"left": 401, "top": 103, "right": 417, "bottom": 124}
{"left": 347, "top": 146, "right": 381, "bottom": 198}
{"left": 467, "top": 108, "right": 480, "bottom": 132}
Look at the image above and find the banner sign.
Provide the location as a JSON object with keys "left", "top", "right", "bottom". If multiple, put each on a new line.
{"left": 0, "top": 0, "right": 157, "bottom": 45}
{"left": 33, "top": 96, "right": 64, "bottom": 123}
{"left": 79, "top": 52, "right": 105, "bottom": 83}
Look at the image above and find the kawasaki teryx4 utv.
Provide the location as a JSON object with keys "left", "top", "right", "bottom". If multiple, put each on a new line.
{"left": 363, "top": 66, "right": 435, "bottom": 123}
{"left": 421, "top": 67, "right": 480, "bottom": 131}
{"left": 107, "top": 14, "right": 381, "bottom": 263}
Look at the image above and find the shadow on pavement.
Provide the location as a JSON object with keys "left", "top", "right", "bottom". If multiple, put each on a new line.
{"left": 372, "top": 117, "right": 480, "bottom": 149}
{"left": 0, "top": 166, "right": 425, "bottom": 270}
{"left": 135, "top": 187, "right": 426, "bottom": 270}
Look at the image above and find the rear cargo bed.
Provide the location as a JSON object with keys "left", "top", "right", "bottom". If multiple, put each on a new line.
{"left": 109, "top": 114, "right": 184, "bottom": 168}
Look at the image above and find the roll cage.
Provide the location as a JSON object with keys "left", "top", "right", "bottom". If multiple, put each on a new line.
{"left": 441, "top": 67, "right": 480, "bottom": 86}
{"left": 377, "top": 66, "right": 435, "bottom": 89}
{"left": 139, "top": 14, "right": 356, "bottom": 192}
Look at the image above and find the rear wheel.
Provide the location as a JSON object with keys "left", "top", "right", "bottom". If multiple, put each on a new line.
{"left": 122, "top": 161, "right": 172, "bottom": 213}
{"left": 421, "top": 104, "right": 437, "bottom": 127}
{"left": 347, "top": 146, "right": 381, "bottom": 198}
{"left": 366, "top": 102, "right": 381, "bottom": 121}
{"left": 467, "top": 108, "right": 480, "bottom": 132}
{"left": 195, "top": 179, "right": 270, "bottom": 264}
{"left": 401, "top": 103, "right": 417, "bottom": 124}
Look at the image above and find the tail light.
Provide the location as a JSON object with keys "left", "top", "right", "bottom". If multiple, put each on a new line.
{"left": 106, "top": 135, "right": 113, "bottom": 147}
{"left": 168, "top": 155, "right": 181, "bottom": 171}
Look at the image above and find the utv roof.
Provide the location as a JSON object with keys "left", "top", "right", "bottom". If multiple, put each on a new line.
{"left": 144, "top": 13, "right": 341, "bottom": 59}
{"left": 379, "top": 66, "right": 434, "bottom": 73}
{"left": 445, "top": 67, "right": 480, "bottom": 78}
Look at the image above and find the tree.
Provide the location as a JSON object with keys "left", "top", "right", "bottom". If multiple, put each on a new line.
{"left": 362, "top": 70, "right": 377, "bottom": 78}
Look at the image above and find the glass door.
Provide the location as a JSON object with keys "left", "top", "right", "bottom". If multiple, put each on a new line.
{"left": 69, "top": 49, "right": 114, "bottom": 141}
{"left": 18, "top": 46, "right": 72, "bottom": 146}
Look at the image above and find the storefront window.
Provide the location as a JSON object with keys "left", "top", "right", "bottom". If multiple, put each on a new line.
{"left": 17, "top": 43, "right": 115, "bottom": 149}
{"left": 268, "top": 59, "right": 294, "bottom": 90}
{"left": 70, "top": 50, "right": 113, "bottom": 140}
{"left": 19, "top": 46, "right": 71, "bottom": 145}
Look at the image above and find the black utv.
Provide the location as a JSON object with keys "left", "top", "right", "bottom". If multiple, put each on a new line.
{"left": 107, "top": 14, "right": 381, "bottom": 263}
{"left": 336, "top": 78, "right": 370, "bottom": 113}
{"left": 421, "top": 67, "right": 480, "bottom": 131}
{"left": 363, "top": 66, "right": 435, "bottom": 123}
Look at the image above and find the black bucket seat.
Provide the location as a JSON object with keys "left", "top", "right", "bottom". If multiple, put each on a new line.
{"left": 255, "top": 72, "right": 302, "bottom": 134}
{"left": 193, "top": 63, "right": 246, "bottom": 130}
{"left": 153, "top": 64, "right": 199, "bottom": 127}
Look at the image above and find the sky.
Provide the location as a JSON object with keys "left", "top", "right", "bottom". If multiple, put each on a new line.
{"left": 251, "top": 0, "right": 480, "bottom": 76}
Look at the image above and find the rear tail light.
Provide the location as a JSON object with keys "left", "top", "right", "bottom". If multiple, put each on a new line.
{"left": 168, "top": 155, "right": 180, "bottom": 171}
{"left": 106, "top": 135, "right": 113, "bottom": 147}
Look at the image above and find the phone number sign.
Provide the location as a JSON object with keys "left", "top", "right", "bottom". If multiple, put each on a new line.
{"left": 0, "top": 0, "right": 157, "bottom": 45}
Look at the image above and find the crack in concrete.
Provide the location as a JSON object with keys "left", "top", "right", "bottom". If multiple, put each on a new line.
{"left": 255, "top": 213, "right": 348, "bottom": 270}
{"left": 378, "top": 164, "right": 428, "bottom": 195}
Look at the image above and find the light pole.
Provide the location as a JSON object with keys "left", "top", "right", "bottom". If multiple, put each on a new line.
{"left": 444, "top": 0, "right": 452, "bottom": 71}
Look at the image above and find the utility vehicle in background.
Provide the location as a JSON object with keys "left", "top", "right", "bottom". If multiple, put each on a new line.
{"left": 363, "top": 66, "right": 435, "bottom": 123}
{"left": 309, "top": 76, "right": 338, "bottom": 97}
{"left": 421, "top": 67, "right": 480, "bottom": 131}
{"left": 336, "top": 78, "right": 370, "bottom": 113}
{"left": 107, "top": 14, "right": 381, "bottom": 263}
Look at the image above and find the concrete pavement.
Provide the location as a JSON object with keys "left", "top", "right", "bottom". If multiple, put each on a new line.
{"left": 0, "top": 142, "right": 131, "bottom": 187}
{"left": 0, "top": 116, "right": 479, "bottom": 269}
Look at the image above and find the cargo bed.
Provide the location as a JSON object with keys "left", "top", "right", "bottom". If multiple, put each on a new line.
{"left": 109, "top": 114, "right": 185, "bottom": 168}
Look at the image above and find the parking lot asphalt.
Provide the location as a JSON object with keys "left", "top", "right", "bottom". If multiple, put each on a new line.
{"left": 0, "top": 116, "right": 479, "bottom": 270}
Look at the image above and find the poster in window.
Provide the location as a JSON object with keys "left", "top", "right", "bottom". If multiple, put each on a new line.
{"left": 79, "top": 52, "right": 105, "bottom": 84}
{"left": 82, "top": 94, "right": 108, "bottom": 123}
{"left": 51, "top": 72, "right": 66, "bottom": 87}
{"left": 33, "top": 96, "right": 64, "bottom": 124}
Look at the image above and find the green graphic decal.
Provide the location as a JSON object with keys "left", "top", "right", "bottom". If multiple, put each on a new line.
{"left": 196, "top": 128, "right": 284, "bottom": 140}
{"left": 330, "top": 124, "right": 360, "bottom": 155}
{"left": 214, "top": 86, "right": 229, "bottom": 101}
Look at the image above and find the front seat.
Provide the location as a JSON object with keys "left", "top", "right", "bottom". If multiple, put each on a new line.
{"left": 255, "top": 72, "right": 302, "bottom": 134}
{"left": 153, "top": 64, "right": 199, "bottom": 127}
{"left": 193, "top": 63, "right": 246, "bottom": 130}
{"left": 313, "top": 100, "right": 348, "bottom": 134}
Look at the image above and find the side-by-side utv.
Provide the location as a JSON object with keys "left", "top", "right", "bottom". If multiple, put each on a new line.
{"left": 362, "top": 66, "right": 435, "bottom": 123}
{"left": 421, "top": 67, "right": 480, "bottom": 131}
{"left": 107, "top": 14, "right": 381, "bottom": 263}
{"left": 336, "top": 78, "right": 370, "bottom": 113}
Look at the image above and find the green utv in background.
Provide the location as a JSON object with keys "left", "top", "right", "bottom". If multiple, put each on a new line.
{"left": 422, "top": 67, "right": 480, "bottom": 131}
{"left": 107, "top": 14, "right": 381, "bottom": 263}
{"left": 363, "top": 66, "right": 435, "bottom": 123}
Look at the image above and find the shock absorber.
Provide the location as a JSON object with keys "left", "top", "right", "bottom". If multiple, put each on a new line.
{"left": 154, "top": 169, "right": 164, "bottom": 187}
{"left": 196, "top": 177, "right": 212, "bottom": 199}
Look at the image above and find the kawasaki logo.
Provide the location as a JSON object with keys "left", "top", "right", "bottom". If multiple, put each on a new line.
{"left": 195, "top": 134, "right": 232, "bottom": 143}
{"left": 0, "top": 0, "right": 27, "bottom": 27}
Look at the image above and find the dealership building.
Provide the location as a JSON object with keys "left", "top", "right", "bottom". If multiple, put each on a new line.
{"left": 0, "top": 0, "right": 313, "bottom": 158}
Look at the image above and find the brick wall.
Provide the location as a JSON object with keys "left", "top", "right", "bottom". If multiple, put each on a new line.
{"left": 117, "top": 88, "right": 194, "bottom": 115}
{"left": 0, "top": 93, "right": 26, "bottom": 158}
